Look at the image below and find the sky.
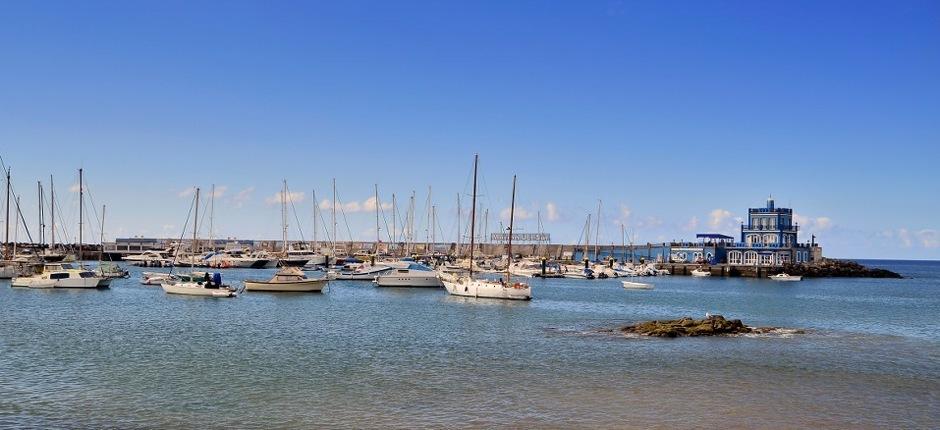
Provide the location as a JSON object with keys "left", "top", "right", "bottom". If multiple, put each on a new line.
{"left": 1, "top": 0, "right": 938, "bottom": 259}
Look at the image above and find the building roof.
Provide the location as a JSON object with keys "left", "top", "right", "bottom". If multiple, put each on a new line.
{"left": 696, "top": 233, "right": 734, "bottom": 240}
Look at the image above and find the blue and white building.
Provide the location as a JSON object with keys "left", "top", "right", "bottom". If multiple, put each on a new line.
{"left": 725, "top": 197, "right": 817, "bottom": 266}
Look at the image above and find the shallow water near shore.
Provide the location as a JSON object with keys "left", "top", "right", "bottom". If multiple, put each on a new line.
{"left": 1, "top": 260, "right": 938, "bottom": 428}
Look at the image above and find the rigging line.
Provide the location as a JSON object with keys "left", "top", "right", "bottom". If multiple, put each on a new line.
{"left": 168, "top": 191, "right": 197, "bottom": 273}
{"left": 316, "top": 202, "right": 334, "bottom": 245}
{"left": 286, "top": 185, "right": 307, "bottom": 244}
{"left": 336, "top": 192, "right": 354, "bottom": 246}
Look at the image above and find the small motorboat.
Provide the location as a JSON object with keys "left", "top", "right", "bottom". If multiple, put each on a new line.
{"left": 621, "top": 280, "right": 653, "bottom": 290}
{"left": 690, "top": 268, "right": 712, "bottom": 277}
{"left": 161, "top": 272, "right": 237, "bottom": 297}
{"left": 244, "top": 267, "right": 327, "bottom": 292}
{"left": 769, "top": 273, "right": 802, "bottom": 282}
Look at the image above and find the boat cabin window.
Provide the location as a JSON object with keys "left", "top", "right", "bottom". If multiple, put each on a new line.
{"left": 50, "top": 273, "right": 70, "bottom": 280}
{"left": 80, "top": 271, "right": 97, "bottom": 278}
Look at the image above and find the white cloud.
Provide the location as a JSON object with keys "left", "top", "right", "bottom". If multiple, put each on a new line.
{"left": 708, "top": 209, "right": 733, "bottom": 229}
{"left": 320, "top": 196, "right": 391, "bottom": 213}
{"left": 620, "top": 205, "right": 632, "bottom": 220}
{"left": 916, "top": 229, "right": 939, "bottom": 248}
{"left": 232, "top": 187, "right": 255, "bottom": 208}
{"left": 210, "top": 186, "right": 228, "bottom": 198}
{"left": 898, "top": 228, "right": 913, "bottom": 248}
{"left": 70, "top": 183, "right": 82, "bottom": 193}
{"left": 500, "top": 206, "right": 534, "bottom": 222}
{"left": 636, "top": 216, "right": 663, "bottom": 229}
{"left": 545, "top": 202, "right": 560, "bottom": 222}
{"left": 266, "top": 190, "right": 305, "bottom": 205}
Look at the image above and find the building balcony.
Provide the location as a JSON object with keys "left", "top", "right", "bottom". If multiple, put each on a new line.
{"left": 748, "top": 208, "right": 793, "bottom": 214}
{"left": 741, "top": 224, "right": 798, "bottom": 232}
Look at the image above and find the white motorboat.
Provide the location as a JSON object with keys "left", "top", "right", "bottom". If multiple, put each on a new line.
{"left": 123, "top": 250, "right": 173, "bottom": 267}
{"left": 375, "top": 262, "right": 443, "bottom": 288}
{"left": 245, "top": 267, "right": 327, "bottom": 292}
{"left": 691, "top": 268, "right": 712, "bottom": 277}
{"left": 621, "top": 280, "right": 653, "bottom": 290}
{"left": 161, "top": 277, "right": 237, "bottom": 297}
{"left": 769, "top": 273, "right": 802, "bottom": 282}
{"left": 562, "top": 266, "right": 596, "bottom": 279}
{"left": 12, "top": 263, "right": 108, "bottom": 289}
{"left": 329, "top": 263, "right": 395, "bottom": 280}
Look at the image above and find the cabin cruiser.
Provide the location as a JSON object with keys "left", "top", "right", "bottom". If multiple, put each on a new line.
{"left": 278, "top": 248, "right": 313, "bottom": 267}
{"left": 123, "top": 250, "right": 173, "bottom": 267}
{"left": 769, "top": 273, "right": 802, "bottom": 282}
{"left": 95, "top": 262, "right": 129, "bottom": 279}
{"left": 375, "top": 262, "right": 443, "bottom": 287}
{"left": 328, "top": 262, "right": 397, "bottom": 280}
{"left": 205, "top": 249, "right": 270, "bottom": 269}
{"left": 562, "top": 265, "right": 596, "bottom": 279}
{"left": 691, "top": 268, "right": 712, "bottom": 277}
{"left": 11, "top": 263, "right": 109, "bottom": 289}
{"left": 161, "top": 272, "right": 237, "bottom": 297}
{"left": 245, "top": 267, "right": 327, "bottom": 292}
{"left": 141, "top": 271, "right": 206, "bottom": 285}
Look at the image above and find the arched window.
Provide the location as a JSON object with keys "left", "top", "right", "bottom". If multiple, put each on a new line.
{"left": 760, "top": 253, "right": 774, "bottom": 266}
{"left": 744, "top": 251, "right": 758, "bottom": 265}
{"left": 764, "top": 234, "right": 777, "bottom": 244}
{"left": 728, "top": 251, "right": 742, "bottom": 265}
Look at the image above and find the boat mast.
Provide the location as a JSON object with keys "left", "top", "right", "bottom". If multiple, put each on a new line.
{"left": 78, "top": 168, "right": 83, "bottom": 265}
{"left": 621, "top": 222, "right": 626, "bottom": 263}
{"left": 594, "top": 200, "right": 601, "bottom": 261}
{"left": 456, "top": 193, "right": 461, "bottom": 258}
{"left": 506, "top": 174, "right": 516, "bottom": 284}
{"left": 312, "top": 189, "right": 318, "bottom": 253}
{"left": 425, "top": 186, "right": 431, "bottom": 255}
{"left": 282, "top": 180, "right": 288, "bottom": 254}
{"left": 431, "top": 205, "right": 436, "bottom": 255}
{"left": 49, "top": 175, "right": 55, "bottom": 252}
{"left": 38, "top": 181, "right": 44, "bottom": 247}
{"left": 374, "top": 184, "right": 380, "bottom": 255}
{"left": 468, "top": 154, "right": 478, "bottom": 278}
{"left": 99, "top": 205, "right": 106, "bottom": 263}
{"left": 408, "top": 191, "right": 415, "bottom": 256}
{"left": 331, "top": 178, "right": 337, "bottom": 256}
{"left": 4, "top": 168, "right": 10, "bottom": 260}
{"left": 193, "top": 187, "right": 200, "bottom": 263}
{"left": 584, "top": 214, "right": 591, "bottom": 264}
{"left": 391, "top": 193, "right": 397, "bottom": 256}
{"left": 209, "top": 184, "right": 215, "bottom": 253}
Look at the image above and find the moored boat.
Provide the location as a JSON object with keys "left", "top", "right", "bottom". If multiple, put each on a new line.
{"left": 244, "top": 267, "right": 327, "bottom": 292}
{"left": 769, "top": 273, "right": 802, "bottom": 282}
{"left": 621, "top": 280, "right": 653, "bottom": 290}
{"left": 691, "top": 268, "right": 712, "bottom": 277}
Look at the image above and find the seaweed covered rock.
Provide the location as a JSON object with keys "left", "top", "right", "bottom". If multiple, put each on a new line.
{"left": 621, "top": 315, "right": 753, "bottom": 337}
{"left": 777, "top": 259, "right": 902, "bottom": 278}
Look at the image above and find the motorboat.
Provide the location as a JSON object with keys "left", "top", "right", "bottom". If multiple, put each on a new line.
{"left": 375, "top": 262, "right": 443, "bottom": 288}
{"left": 621, "top": 280, "right": 653, "bottom": 290}
{"left": 161, "top": 272, "right": 237, "bottom": 297}
{"left": 769, "top": 273, "right": 802, "bottom": 282}
{"left": 245, "top": 267, "right": 327, "bottom": 292}
{"left": 96, "top": 262, "right": 129, "bottom": 279}
{"left": 328, "top": 263, "right": 396, "bottom": 280}
{"left": 11, "top": 263, "right": 109, "bottom": 289}
{"left": 123, "top": 250, "right": 173, "bottom": 267}
{"left": 562, "top": 266, "right": 596, "bottom": 280}
{"left": 141, "top": 271, "right": 206, "bottom": 285}
{"left": 691, "top": 268, "right": 712, "bottom": 277}
{"left": 205, "top": 249, "right": 271, "bottom": 269}
{"left": 278, "top": 248, "right": 315, "bottom": 267}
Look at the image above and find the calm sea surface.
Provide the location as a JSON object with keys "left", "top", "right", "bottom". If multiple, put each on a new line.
{"left": 1, "top": 260, "right": 938, "bottom": 429}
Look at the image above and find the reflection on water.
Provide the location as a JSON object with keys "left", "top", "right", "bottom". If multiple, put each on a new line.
{"left": 1, "top": 261, "right": 938, "bottom": 428}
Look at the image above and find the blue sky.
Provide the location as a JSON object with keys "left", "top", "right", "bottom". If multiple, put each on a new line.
{"left": 1, "top": 1, "right": 938, "bottom": 259}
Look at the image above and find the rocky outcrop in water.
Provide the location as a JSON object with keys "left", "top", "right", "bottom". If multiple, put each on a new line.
{"left": 619, "top": 315, "right": 793, "bottom": 338}
{"left": 778, "top": 259, "right": 902, "bottom": 278}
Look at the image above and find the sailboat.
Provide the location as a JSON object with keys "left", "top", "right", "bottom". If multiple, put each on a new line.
{"left": 12, "top": 169, "right": 108, "bottom": 288}
{"left": 442, "top": 155, "right": 531, "bottom": 301}
{"left": 161, "top": 187, "right": 237, "bottom": 297}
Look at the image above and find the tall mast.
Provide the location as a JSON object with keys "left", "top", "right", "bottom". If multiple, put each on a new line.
{"left": 484, "top": 208, "right": 489, "bottom": 248}
{"left": 374, "top": 184, "right": 380, "bottom": 254}
{"left": 312, "top": 189, "right": 318, "bottom": 252}
{"left": 282, "top": 180, "right": 288, "bottom": 254}
{"left": 594, "top": 200, "right": 602, "bottom": 261}
{"left": 391, "top": 194, "right": 397, "bottom": 256}
{"left": 468, "top": 154, "right": 478, "bottom": 277}
{"left": 506, "top": 175, "right": 517, "bottom": 284}
{"left": 5, "top": 168, "right": 10, "bottom": 260}
{"left": 193, "top": 187, "right": 200, "bottom": 261}
{"left": 38, "top": 181, "right": 44, "bottom": 246}
{"left": 49, "top": 175, "right": 55, "bottom": 251}
{"left": 585, "top": 214, "right": 591, "bottom": 263}
{"left": 456, "top": 193, "right": 461, "bottom": 258}
{"left": 209, "top": 184, "right": 215, "bottom": 252}
{"left": 331, "top": 178, "right": 337, "bottom": 256}
{"left": 425, "top": 186, "right": 431, "bottom": 255}
{"left": 78, "top": 168, "right": 84, "bottom": 264}
{"left": 408, "top": 191, "right": 415, "bottom": 255}
{"left": 621, "top": 222, "right": 626, "bottom": 263}
{"left": 431, "top": 205, "right": 436, "bottom": 255}
{"left": 99, "top": 205, "right": 106, "bottom": 263}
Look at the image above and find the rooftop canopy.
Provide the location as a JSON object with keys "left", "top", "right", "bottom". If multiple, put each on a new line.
{"left": 696, "top": 233, "right": 734, "bottom": 240}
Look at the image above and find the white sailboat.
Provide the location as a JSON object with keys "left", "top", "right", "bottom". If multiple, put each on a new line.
{"left": 161, "top": 187, "right": 237, "bottom": 297}
{"left": 442, "top": 155, "right": 531, "bottom": 301}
